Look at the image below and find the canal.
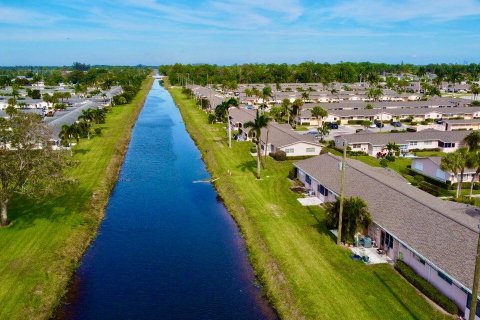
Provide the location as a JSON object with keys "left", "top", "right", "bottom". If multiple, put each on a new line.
{"left": 56, "top": 79, "right": 276, "bottom": 319}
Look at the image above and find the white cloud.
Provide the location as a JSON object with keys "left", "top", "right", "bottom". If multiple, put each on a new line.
{"left": 0, "top": 5, "right": 62, "bottom": 26}
{"left": 320, "top": 0, "right": 480, "bottom": 23}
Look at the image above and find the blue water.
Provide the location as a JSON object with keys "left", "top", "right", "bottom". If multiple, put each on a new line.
{"left": 56, "top": 81, "right": 276, "bottom": 319}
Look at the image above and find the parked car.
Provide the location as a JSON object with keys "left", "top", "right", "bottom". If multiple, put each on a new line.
{"left": 436, "top": 119, "right": 444, "bottom": 124}
{"left": 368, "top": 123, "right": 377, "bottom": 128}
{"left": 375, "top": 122, "right": 384, "bottom": 128}
{"left": 391, "top": 121, "right": 402, "bottom": 127}
{"left": 328, "top": 122, "right": 339, "bottom": 129}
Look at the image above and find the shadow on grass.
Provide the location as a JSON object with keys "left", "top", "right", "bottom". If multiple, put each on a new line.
{"left": 237, "top": 160, "right": 257, "bottom": 177}
{"left": 305, "top": 206, "right": 338, "bottom": 243}
{"left": 7, "top": 185, "right": 91, "bottom": 231}
{"left": 373, "top": 270, "right": 421, "bottom": 320}
{"left": 73, "top": 148, "right": 90, "bottom": 156}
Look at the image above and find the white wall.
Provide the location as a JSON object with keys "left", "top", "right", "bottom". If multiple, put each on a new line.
{"left": 279, "top": 142, "right": 322, "bottom": 157}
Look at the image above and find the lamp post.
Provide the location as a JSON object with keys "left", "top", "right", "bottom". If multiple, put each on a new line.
{"left": 469, "top": 224, "right": 480, "bottom": 320}
{"left": 337, "top": 138, "right": 347, "bottom": 246}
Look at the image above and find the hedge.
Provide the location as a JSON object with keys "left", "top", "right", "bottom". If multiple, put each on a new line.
{"left": 395, "top": 260, "right": 458, "bottom": 315}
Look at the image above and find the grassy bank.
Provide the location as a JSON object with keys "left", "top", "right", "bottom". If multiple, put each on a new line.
{"left": 0, "top": 76, "right": 154, "bottom": 319}
{"left": 168, "top": 84, "right": 452, "bottom": 320}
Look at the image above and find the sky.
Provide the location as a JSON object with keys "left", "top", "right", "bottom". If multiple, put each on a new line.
{"left": 1, "top": 0, "right": 480, "bottom": 66}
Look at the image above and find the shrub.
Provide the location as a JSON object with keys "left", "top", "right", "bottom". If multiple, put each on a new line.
{"left": 472, "top": 100, "right": 480, "bottom": 106}
{"left": 413, "top": 175, "right": 424, "bottom": 183}
{"left": 288, "top": 167, "right": 297, "bottom": 180}
{"left": 385, "top": 155, "right": 396, "bottom": 162}
{"left": 94, "top": 128, "right": 102, "bottom": 136}
{"left": 270, "top": 150, "right": 287, "bottom": 161}
{"left": 406, "top": 127, "right": 417, "bottom": 132}
{"left": 379, "top": 159, "right": 389, "bottom": 167}
{"left": 347, "top": 151, "right": 367, "bottom": 156}
{"left": 454, "top": 196, "right": 476, "bottom": 205}
{"left": 395, "top": 261, "right": 458, "bottom": 315}
{"left": 249, "top": 145, "right": 257, "bottom": 153}
{"left": 207, "top": 113, "right": 216, "bottom": 124}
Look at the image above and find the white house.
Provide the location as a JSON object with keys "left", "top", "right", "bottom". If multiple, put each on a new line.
{"left": 294, "top": 153, "right": 480, "bottom": 318}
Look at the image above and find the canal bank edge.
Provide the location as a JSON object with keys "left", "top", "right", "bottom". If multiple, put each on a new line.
{"left": 50, "top": 75, "right": 155, "bottom": 318}
{"left": 165, "top": 80, "right": 302, "bottom": 319}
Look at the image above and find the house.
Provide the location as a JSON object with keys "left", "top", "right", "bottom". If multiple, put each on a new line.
{"left": 229, "top": 107, "right": 322, "bottom": 157}
{"left": 412, "top": 157, "right": 477, "bottom": 184}
{"left": 294, "top": 153, "right": 480, "bottom": 318}
{"left": 334, "top": 130, "right": 470, "bottom": 156}
{"left": 444, "top": 119, "right": 480, "bottom": 131}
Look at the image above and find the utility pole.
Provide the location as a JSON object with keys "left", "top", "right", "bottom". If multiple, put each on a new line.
{"left": 228, "top": 116, "right": 232, "bottom": 148}
{"left": 469, "top": 225, "right": 480, "bottom": 320}
{"left": 337, "top": 138, "right": 347, "bottom": 245}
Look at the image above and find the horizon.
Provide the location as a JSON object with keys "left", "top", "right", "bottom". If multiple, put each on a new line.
{"left": 1, "top": 0, "right": 480, "bottom": 66}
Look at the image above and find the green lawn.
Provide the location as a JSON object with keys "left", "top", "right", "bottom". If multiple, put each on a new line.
{"left": 0, "top": 77, "right": 154, "bottom": 320}
{"left": 169, "top": 86, "right": 452, "bottom": 320}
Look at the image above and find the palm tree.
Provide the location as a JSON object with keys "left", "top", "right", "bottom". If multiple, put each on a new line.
{"left": 325, "top": 197, "right": 372, "bottom": 243}
{"left": 291, "top": 99, "right": 304, "bottom": 127}
{"left": 311, "top": 106, "right": 328, "bottom": 129}
{"left": 466, "top": 152, "right": 480, "bottom": 198}
{"left": 385, "top": 142, "right": 400, "bottom": 157}
{"left": 301, "top": 91, "right": 309, "bottom": 102}
{"left": 464, "top": 131, "right": 480, "bottom": 151}
{"left": 244, "top": 110, "right": 271, "bottom": 179}
{"left": 441, "top": 149, "right": 467, "bottom": 198}
{"left": 471, "top": 83, "right": 480, "bottom": 101}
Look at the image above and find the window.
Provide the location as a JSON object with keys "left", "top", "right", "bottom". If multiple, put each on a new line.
{"left": 424, "top": 141, "right": 432, "bottom": 145}
{"left": 306, "top": 147, "right": 315, "bottom": 153}
{"left": 437, "top": 271, "right": 453, "bottom": 285}
{"left": 439, "top": 141, "right": 456, "bottom": 148}
{"left": 409, "top": 141, "right": 417, "bottom": 146}
{"left": 384, "top": 232, "right": 394, "bottom": 249}
{"left": 317, "top": 184, "right": 329, "bottom": 196}
{"left": 285, "top": 148, "right": 294, "bottom": 153}
{"left": 305, "top": 175, "right": 311, "bottom": 184}
{"left": 352, "top": 144, "right": 361, "bottom": 148}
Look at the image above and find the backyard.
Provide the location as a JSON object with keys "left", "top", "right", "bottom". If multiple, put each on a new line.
{"left": 168, "top": 85, "right": 452, "bottom": 320}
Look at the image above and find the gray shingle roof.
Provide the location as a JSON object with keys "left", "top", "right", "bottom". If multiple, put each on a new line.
{"left": 294, "top": 153, "right": 479, "bottom": 293}
{"left": 229, "top": 107, "right": 320, "bottom": 148}
{"left": 336, "top": 129, "right": 470, "bottom": 146}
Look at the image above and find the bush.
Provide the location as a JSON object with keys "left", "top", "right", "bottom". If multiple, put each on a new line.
{"left": 454, "top": 196, "right": 476, "bottom": 205}
{"left": 379, "top": 159, "right": 389, "bottom": 167}
{"left": 413, "top": 175, "right": 424, "bottom": 183}
{"left": 406, "top": 127, "right": 417, "bottom": 132}
{"left": 385, "top": 155, "right": 396, "bottom": 162}
{"left": 347, "top": 120, "right": 365, "bottom": 125}
{"left": 395, "top": 261, "right": 458, "bottom": 315}
{"left": 270, "top": 150, "right": 287, "bottom": 161}
{"left": 347, "top": 151, "right": 367, "bottom": 156}
{"left": 94, "top": 127, "right": 102, "bottom": 136}
{"left": 249, "top": 145, "right": 257, "bottom": 153}
{"left": 288, "top": 167, "right": 297, "bottom": 180}
{"left": 472, "top": 100, "right": 480, "bottom": 106}
{"left": 207, "top": 113, "right": 216, "bottom": 124}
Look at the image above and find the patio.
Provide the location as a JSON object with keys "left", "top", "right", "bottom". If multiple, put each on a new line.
{"left": 350, "top": 246, "right": 393, "bottom": 265}
{"left": 297, "top": 197, "right": 323, "bottom": 206}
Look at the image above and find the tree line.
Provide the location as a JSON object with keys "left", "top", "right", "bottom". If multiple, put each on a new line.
{"left": 160, "top": 62, "right": 480, "bottom": 87}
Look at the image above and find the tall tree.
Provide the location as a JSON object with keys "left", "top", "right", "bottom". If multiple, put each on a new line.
{"left": 0, "top": 113, "right": 71, "bottom": 226}
{"left": 325, "top": 197, "right": 372, "bottom": 243}
{"left": 441, "top": 149, "right": 467, "bottom": 198}
{"left": 244, "top": 110, "right": 271, "bottom": 179}
{"left": 466, "top": 152, "right": 480, "bottom": 198}
{"left": 311, "top": 106, "right": 328, "bottom": 129}
{"left": 464, "top": 131, "right": 480, "bottom": 151}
